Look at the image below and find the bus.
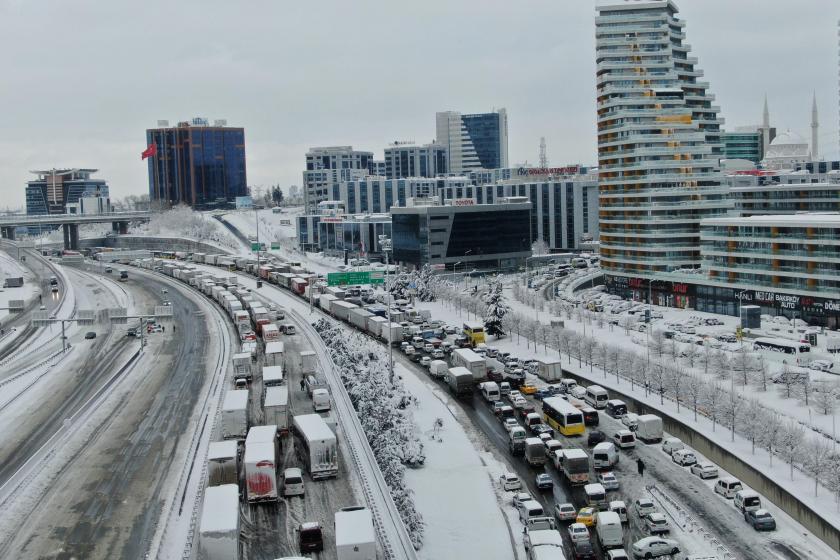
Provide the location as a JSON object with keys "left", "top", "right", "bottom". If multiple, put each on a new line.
{"left": 542, "top": 396, "right": 585, "bottom": 437}
{"left": 463, "top": 322, "right": 486, "bottom": 346}
{"left": 118, "top": 269, "right": 128, "bottom": 282}
{"left": 753, "top": 337, "right": 811, "bottom": 355}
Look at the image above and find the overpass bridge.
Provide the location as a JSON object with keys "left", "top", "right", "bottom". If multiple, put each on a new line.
{"left": 0, "top": 211, "right": 152, "bottom": 250}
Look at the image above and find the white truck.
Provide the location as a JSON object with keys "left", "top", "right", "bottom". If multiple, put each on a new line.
{"left": 349, "top": 308, "right": 374, "bottom": 330}
{"left": 331, "top": 300, "right": 358, "bottom": 321}
{"left": 264, "top": 341, "right": 285, "bottom": 367}
{"left": 262, "top": 323, "right": 281, "bottom": 342}
{"left": 446, "top": 366, "right": 475, "bottom": 397}
{"left": 595, "top": 511, "right": 623, "bottom": 549}
{"left": 263, "top": 386, "right": 290, "bottom": 435}
{"left": 524, "top": 437, "right": 546, "bottom": 467}
{"left": 232, "top": 352, "right": 252, "bottom": 381}
{"left": 381, "top": 322, "right": 404, "bottom": 344}
{"left": 262, "top": 365, "right": 284, "bottom": 389}
{"left": 244, "top": 440, "right": 278, "bottom": 502}
{"left": 198, "top": 484, "right": 239, "bottom": 560}
{"left": 207, "top": 440, "right": 238, "bottom": 486}
{"left": 300, "top": 351, "right": 317, "bottom": 375}
{"left": 429, "top": 359, "right": 448, "bottom": 379}
{"left": 535, "top": 358, "right": 563, "bottom": 381}
{"left": 335, "top": 506, "right": 376, "bottom": 560}
{"left": 292, "top": 414, "right": 338, "bottom": 479}
{"left": 450, "top": 348, "right": 487, "bottom": 382}
{"left": 636, "top": 414, "right": 663, "bottom": 443}
{"left": 221, "top": 390, "right": 249, "bottom": 439}
{"left": 312, "top": 388, "right": 331, "bottom": 412}
{"left": 319, "top": 293, "right": 338, "bottom": 313}
{"left": 366, "top": 315, "right": 387, "bottom": 337}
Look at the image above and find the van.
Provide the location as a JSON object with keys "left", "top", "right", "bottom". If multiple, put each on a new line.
{"left": 613, "top": 430, "right": 636, "bottom": 449}
{"left": 312, "top": 388, "right": 330, "bottom": 412}
{"left": 283, "top": 467, "right": 305, "bottom": 497}
{"left": 524, "top": 412, "right": 542, "bottom": 431}
{"left": 584, "top": 385, "right": 609, "bottom": 409}
{"left": 715, "top": 477, "right": 744, "bottom": 499}
{"left": 734, "top": 490, "right": 761, "bottom": 513}
{"left": 592, "top": 442, "right": 619, "bottom": 470}
{"left": 509, "top": 427, "right": 528, "bottom": 455}
{"left": 595, "top": 511, "right": 623, "bottom": 548}
{"left": 499, "top": 381, "right": 511, "bottom": 396}
{"left": 518, "top": 500, "right": 545, "bottom": 524}
{"left": 429, "top": 360, "right": 449, "bottom": 379}
{"left": 605, "top": 399, "right": 627, "bottom": 418}
{"left": 584, "top": 483, "right": 607, "bottom": 510}
{"left": 559, "top": 378, "right": 577, "bottom": 394}
{"left": 609, "top": 500, "right": 627, "bottom": 523}
{"left": 412, "top": 336, "right": 425, "bottom": 349}
{"left": 480, "top": 381, "right": 501, "bottom": 402}
{"left": 544, "top": 439, "right": 563, "bottom": 459}
{"left": 606, "top": 550, "right": 630, "bottom": 560}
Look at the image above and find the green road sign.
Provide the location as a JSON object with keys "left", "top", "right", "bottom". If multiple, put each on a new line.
{"left": 271, "top": 242, "right": 280, "bottom": 250}
{"left": 251, "top": 242, "right": 261, "bottom": 251}
{"left": 327, "top": 270, "right": 385, "bottom": 286}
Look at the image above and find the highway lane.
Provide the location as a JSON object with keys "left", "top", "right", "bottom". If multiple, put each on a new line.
{"left": 0, "top": 266, "right": 222, "bottom": 559}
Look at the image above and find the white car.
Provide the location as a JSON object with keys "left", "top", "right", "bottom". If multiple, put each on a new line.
{"left": 554, "top": 502, "right": 577, "bottom": 522}
{"left": 568, "top": 522, "right": 590, "bottom": 543}
{"left": 631, "top": 537, "right": 680, "bottom": 559}
{"left": 671, "top": 449, "right": 697, "bottom": 466}
{"left": 644, "top": 512, "right": 670, "bottom": 534}
{"left": 503, "top": 418, "right": 519, "bottom": 432}
{"left": 598, "top": 471, "right": 620, "bottom": 491}
{"left": 282, "top": 468, "right": 304, "bottom": 497}
{"left": 621, "top": 413, "right": 639, "bottom": 431}
{"left": 634, "top": 498, "right": 656, "bottom": 518}
{"left": 808, "top": 359, "right": 834, "bottom": 372}
{"left": 661, "top": 437, "right": 684, "bottom": 455}
{"left": 420, "top": 356, "right": 432, "bottom": 368}
{"left": 613, "top": 430, "right": 636, "bottom": 449}
{"left": 690, "top": 462, "right": 719, "bottom": 479}
{"left": 499, "top": 472, "right": 521, "bottom": 491}
{"left": 512, "top": 492, "right": 532, "bottom": 508}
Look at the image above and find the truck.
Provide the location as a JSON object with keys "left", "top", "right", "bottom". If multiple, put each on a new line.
{"left": 232, "top": 352, "right": 252, "bottom": 381}
{"left": 198, "top": 484, "right": 239, "bottom": 560}
{"left": 300, "top": 351, "right": 317, "bottom": 375}
{"left": 429, "top": 360, "right": 448, "bottom": 379}
{"left": 349, "top": 308, "right": 374, "bottom": 330}
{"left": 534, "top": 358, "right": 562, "bottom": 382}
{"left": 331, "top": 300, "right": 358, "bottom": 322}
{"left": 560, "top": 448, "right": 590, "bottom": 484}
{"left": 262, "top": 365, "right": 284, "bottom": 388}
{"left": 261, "top": 323, "right": 281, "bottom": 342}
{"left": 446, "top": 366, "right": 474, "bottom": 397}
{"left": 335, "top": 506, "right": 376, "bottom": 560}
{"left": 509, "top": 426, "right": 527, "bottom": 455}
{"left": 264, "top": 385, "right": 290, "bottom": 435}
{"left": 264, "top": 341, "right": 285, "bottom": 367}
{"left": 326, "top": 286, "right": 347, "bottom": 299}
{"left": 595, "top": 511, "right": 623, "bottom": 549}
{"left": 221, "top": 390, "right": 249, "bottom": 439}
{"left": 3, "top": 277, "right": 23, "bottom": 288}
{"left": 450, "top": 348, "right": 487, "bottom": 382}
{"left": 291, "top": 277, "right": 308, "bottom": 295}
{"left": 636, "top": 414, "right": 663, "bottom": 443}
{"left": 319, "top": 293, "right": 338, "bottom": 313}
{"left": 366, "top": 315, "right": 387, "bottom": 337}
{"left": 244, "top": 440, "right": 278, "bottom": 502}
{"left": 524, "top": 437, "right": 546, "bottom": 466}
{"left": 381, "top": 322, "right": 404, "bottom": 344}
{"left": 523, "top": 528, "right": 563, "bottom": 558}
{"left": 292, "top": 414, "right": 338, "bottom": 480}
{"left": 207, "top": 440, "right": 238, "bottom": 486}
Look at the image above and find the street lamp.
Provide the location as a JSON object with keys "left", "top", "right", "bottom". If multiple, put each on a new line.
{"left": 379, "top": 235, "right": 395, "bottom": 383}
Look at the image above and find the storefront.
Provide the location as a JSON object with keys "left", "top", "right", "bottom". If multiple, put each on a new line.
{"left": 605, "top": 275, "right": 697, "bottom": 310}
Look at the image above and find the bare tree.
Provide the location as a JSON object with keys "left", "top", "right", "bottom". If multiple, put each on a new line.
{"left": 522, "top": 319, "right": 537, "bottom": 350}
{"left": 508, "top": 313, "right": 522, "bottom": 344}
{"left": 777, "top": 421, "right": 805, "bottom": 479}
{"left": 697, "top": 344, "right": 713, "bottom": 375}
{"left": 650, "top": 362, "right": 668, "bottom": 405}
{"left": 631, "top": 355, "right": 649, "bottom": 395}
{"left": 812, "top": 380, "right": 839, "bottom": 415}
{"left": 760, "top": 411, "right": 783, "bottom": 467}
{"left": 558, "top": 329, "right": 573, "bottom": 363}
{"left": 796, "top": 371, "right": 814, "bottom": 407}
{"left": 712, "top": 350, "right": 730, "bottom": 380}
{"left": 619, "top": 315, "right": 633, "bottom": 336}
{"left": 682, "top": 343, "right": 698, "bottom": 369}
{"left": 776, "top": 363, "right": 798, "bottom": 399}
{"left": 803, "top": 438, "right": 833, "bottom": 497}
{"left": 607, "top": 347, "right": 621, "bottom": 383}
{"left": 703, "top": 382, "right": 726, "bottom": 432}
{"left": 580, "top": 337, "right": 596, "bottom": 371}
{"left": 753, "top": 355, "right": 770, "bottom": 392}
{"left": 684, "top": 373, "right": 704, "bottom": 422}
{"left": 731, "top": 349, "right": 756, "bottom": 387}
{"left": 649, "top": 329, "right": 665, "bottom": 360}
{"left": 594, "top": 343, "right": 608, "bottom": 378}
{"left": 664, "top": 337, "right": 678, "bottom": 359}
{"left": 667, "top": 365, "right": 686, "bottom": 413}
{"left": 722, "top": 391, "right": 742, "bottom": 442}
{"left": 741, "top": 399, "right": 765, "bottom": 453}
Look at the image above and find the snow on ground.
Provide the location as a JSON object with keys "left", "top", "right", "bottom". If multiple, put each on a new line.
{"left": 413, "top": 296, "right": 840, "bottom": 541}
{"left": 0, "top": 251, "right": 38, "bottom": 323}
{"left": 128, "top": 206, "right": 242, "bottom": 253}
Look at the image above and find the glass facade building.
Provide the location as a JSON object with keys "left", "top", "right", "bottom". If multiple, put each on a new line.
{"left": 384, "top": 143, "right": 447, "bottom": 179}
{"left": 436, "top": 109, "right": 509, "bottom": 173}
{"left": 721, "top": 131, "right": 762, "bottom": 163}
{"left": 146, "top": 119, "right": 247, "bottom": 209}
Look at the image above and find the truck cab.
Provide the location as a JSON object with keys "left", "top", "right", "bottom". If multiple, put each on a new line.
{"left": 509, "top": 427, "right": 527, "bottom": 455}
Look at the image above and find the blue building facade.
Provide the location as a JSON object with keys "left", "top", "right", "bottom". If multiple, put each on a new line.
{"left": 146, "top": 118, "right": 247, "bottom": 209}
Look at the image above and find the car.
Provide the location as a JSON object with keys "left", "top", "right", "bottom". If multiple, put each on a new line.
{"left": 39, "top": 305, "right": 46, "bottom": 310}
{"left": 51, "top": 285, "right": 59, "bottom": 293}
{"left": 431, "top": 348, "right": 445, "bottom": 359}
{"left": 283, "top": 467, "right": 304, "bottom": 497}
{"left": 598, "top": 472, "right": 619, "bottom": 491}
{"left": 512, "top": 396, "right": 528, "bottom": 410}
{"left": 503, "top": 418, "right": 519, "bottom": 432}
{"left": 404, "top": 345, "right": 415, "bottom": 356}
{"left": 444, "top": 325, "right": 457, "bottom": 334}
{"left": 554, "top": 502, "right": 577, "bottom": 522}
{"left": 492, "top": 401, "right": 506, "bottom": 415}
{"left": 631, "top": 537, "right": 680, "bottom": 559}
{"left": 613, "top": 430, "right": 636, "bottom": 448}
{"left": 531, "top": 424, "right": 554, "bottom": 439}
{"left": 126, "top": 327, "right": 139, "bottom": 338}
{"left": 571, "top": 540, "right": 597, "bottom": 560}
{"left": 644, "top": 513, "right": 670, "bottom": 534}
{"left": 535, "top": 473, "right": 554, "bottom": 491}
{"left": 671, "top": 449, "right": 697, "bottom": 466}
{"left": 399, "top": 341, "right": 410, "bottom": 352}
{"left": 520, "top": 384, "right": 538, "bottom": 395}
{"left": 567, "top": 522, "right": 590, "bottom": 543}
{"left": 587, "top": 430, "right": 606, "bottom": 447}
{"left": 575, "top": 507, "right": 597, "bottom": 527}
{"left": 808, "top": 359, "right": 834, "bottom": 372}
{"left": 690, "top": 462, "right": 719, "bottom": 479}
{"left": 297, "top": 521, "right": 324, "bottom": 553}
{"left": 84, "top": 331, "right": 97, "bottom": 339}
{"left": 162, "top": 300, "right": 172, "bottom": 306}
{"left": 420, "top": 356, "right": 432, "bottom": 368}
{"left": 538, "top": 432, "right": 553, "bottom": 444}
{"left": 744, "top": 509, "right": 776, "bottom": 531}
{"left": 499, "top": 472, "right": 521, "bottom": 491}
{"left": 512, "top": 492, "right": 533, "bottom": 508}
{"left": 105, "top": 267, "right": 113, "bottom": 273}
{"left": 508, "top": 390, "right": 522, "bottom": 402}
{"left": 621, "top": 413, "right": 639, "bottom": 431}
{"left": 661, "top": 437, "right": 684, "bottom": 455}
{"left": 423, "top": 343, "right": 434, "bottom": 353}
{"left": 634, "top": 498, "right": 656, "bottom": 518}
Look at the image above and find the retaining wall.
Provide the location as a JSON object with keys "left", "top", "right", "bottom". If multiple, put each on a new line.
{"left": 40, "top": 236, "right": 234, "bottom": 255}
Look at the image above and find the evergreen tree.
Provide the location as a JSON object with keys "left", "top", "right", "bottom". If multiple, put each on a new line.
{"left": 483, "top": 279, "right": 509, "bottom": 338}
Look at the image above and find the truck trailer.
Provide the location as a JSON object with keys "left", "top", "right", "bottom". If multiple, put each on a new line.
{"left": 221, "top": 390, "right": 249, "bottom": 439}
{"left": 450, "top": 348, "right": 487, "bottom": 382}
{"left": 263, "top": 386, "right": 290, "bottom": 435}
{"left": 207, "top": 440, "right": 239, "bottom": 486}
{"left": 446, "top": 366, "right": 474, "bottom": 397}
{"left": 335, "top": 506, "right": 376, "bottom": 560}
{"left": 198, "top": 484, "right": 239, "bottom": 560}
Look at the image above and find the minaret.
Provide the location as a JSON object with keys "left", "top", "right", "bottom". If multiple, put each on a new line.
{"left": 811, "top": 92, "right": 819, "bottom": 160}
{"left": 761, "top": 95, "right": 771, "bottom": 159}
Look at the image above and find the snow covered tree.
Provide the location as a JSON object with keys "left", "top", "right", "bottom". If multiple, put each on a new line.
{"left": 753, "top": 355, "right": 770, "bottom": 392}
{"left": 776, "top": 364, "right": 797, "bottom": 399}
{"left": 722, "top": 390, "right": 742, "bottom": 442}
{"left": 558, "top": 329, "right": 573, "bottom": 364}
{"left": 682, "top": 343, "right": 698, "bottom": 369}
{"left": 389, "top": 272, "right": 412, "bottom": 301}
{"left": 684, "top": 373, "right": 704, "bottom": 422}
{"left": 778, "top": 421, "right": 805, "bottom": 479}
{"left": 703, "top": 382, "right": 726, "bottom": 432}
{"left": 760, "top": 411, "right": 783, "bottom": 467}
{"left": 731, "top": 350, "right": 756, "bottom": 387}
{"left": 483, "top": 280, "right": 508, "bottom": 339}
{"left": 413, "top": 264, "right": 437, "bottom": 302}
{"left": 531, "top": 237, "right": 549, "bottom": 256}
{"left": 650, "top": 362, "right": 668, "bottom": 405}
{"left": 812, "top": 380, "right": 839, "bottom": 415}
{"left": 711, "top": 350, "right": 730, "bottom": 380}
{"left": 741, "top": 399, "right": 765, "bottom": 453}
{"left": 666, "top": 365, "right": 685, "bottom": 413}
{"left": 803, "top": 438, "right": 833, "bottom": 497}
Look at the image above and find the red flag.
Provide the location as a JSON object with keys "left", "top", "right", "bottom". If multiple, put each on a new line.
{"left": 141, "top": 143, "right": 157, "bottom": 160}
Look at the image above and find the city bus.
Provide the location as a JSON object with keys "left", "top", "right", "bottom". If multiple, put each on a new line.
{"left": 463, "top": 321, "right": 486, "bottom": 346}
{"left": 753, "top": 337, "right": 811, "bottom": 355}
{"left": 542, "top": 396, "right": 585, "bottom": 437}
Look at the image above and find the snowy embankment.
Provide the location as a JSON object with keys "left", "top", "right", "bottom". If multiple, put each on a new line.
{"left": 0, "top": 250, "right": 38, "bottom": 324}
{"left": 128, "top": 205, "right": 242, "bottom": 253}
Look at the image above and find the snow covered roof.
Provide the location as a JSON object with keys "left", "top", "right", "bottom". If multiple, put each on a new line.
{"left": 294, "top": 413, "right": 334, "bottom": 440}
{"left": 335, "top": 507, "right": 375, "bottom": 546}
{"left": 199, "top": 485, "right": 239, "bottom": 534}
{"left": 265, "top": 341, "right": 285, "bottom": 354}
{"left": 243, "top": 440, "right": 275, "bottom": 463}
{"left": 207, "top": 440, "right": 238, "bottom": 461}
{"left": 246, "top": 425, "right": 278, "bottom": 445}
{"left": 262, "top": 365, "right": 284, "bottom": 384}
{"left": 222, "top": 389, "right": 249, "bottom": 411}
{"left": 264, "top": 385, "right": 288, "bottom": 406}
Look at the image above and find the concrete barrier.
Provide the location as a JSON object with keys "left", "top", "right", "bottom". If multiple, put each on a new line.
{"left": 560, "top": 367, "right": 840, "bottom": 554}
{"left": 39, "top": 236, "right": 234, "bottom": 255}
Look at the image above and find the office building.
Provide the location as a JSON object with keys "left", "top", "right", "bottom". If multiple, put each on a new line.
{"left": 369, "top": 160, "right": 387, "bottom": 177}
{"left": 330, "top": 176, "right": 471, "bottom": 214}
{"left": 726, "top": 168, "right": 840, "bottom": 216}
{"left": 146, "top": 118, "right": 247, "bottom": 209}
{"left": 303, "top": 146, "right": 373, "bottom": 212}
{"left": 391, "top": 198, "right": 531, "bottom": 271}
{"left": 721, "top": 131, "right": 762, "bottom": 163}
{"left": 436, "top": 109, "right": 508, "bottom": 173}
{"left": 596, "top": 0, "right": 730, "bottom": 281}
{"left": 316, "top": 214, "right": 392, "bottom": 258}
{"left": 384, "top": 142, "right": 447, "bottom": 179}
{"left": 26, "top": 168, "right": 110, "bottom": 216}
{"left": 468, "top": 165, "right": 591, "bottom": 186}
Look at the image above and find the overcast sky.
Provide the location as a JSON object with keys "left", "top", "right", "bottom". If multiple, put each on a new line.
{"left": 1, "top": 0, "right": 838, "bottom": 209}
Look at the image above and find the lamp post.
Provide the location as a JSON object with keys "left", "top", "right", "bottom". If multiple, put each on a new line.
{"left": 254, "top": 203, "right": 262, "bottom": 288}
{"left": 380, "top": 235, "right": 394, "bottom": 383}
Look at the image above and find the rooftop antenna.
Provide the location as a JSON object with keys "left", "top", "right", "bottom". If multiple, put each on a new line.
{"left": 539, "top": 137, "right": 548, "bottom": 168}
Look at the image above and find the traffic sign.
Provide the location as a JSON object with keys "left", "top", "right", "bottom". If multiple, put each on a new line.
{"left": 8, "top": 300, "right": 23, "bottom": 313}
{"left": 251, "top": 242, "right": 261, "bottom": 252}
{"left": 107, "top": 307, "right": 128, "bottom": 325}
{"left": 31, "top": 311, "right": 50, "bottom": 326}
{"left": 327, "top": 270, "right": 385, "bottom": 286}
{"left": 76, "top": 309, "right": 95, "bottom": 326}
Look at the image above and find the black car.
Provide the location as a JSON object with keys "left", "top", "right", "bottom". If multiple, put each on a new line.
{"left": 84, "top": 331, "right": 97, "bottom": 340}
{"left": 571, "top": 540, "right": 596, "bottom": 560}
{"left": 581, "top": 407, "right": 599, "bottom": 427}
{"left": 587, "top": 430, "right": 606, "bottom": 447}
{"left": 297, "top": 522, "right": 324, "bottom": 552}
{"left": 531, "top": 424, "right": 554, "bottom": 438}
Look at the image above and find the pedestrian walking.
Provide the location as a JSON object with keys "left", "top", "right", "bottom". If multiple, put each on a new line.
{"left": 637, "top": 457, "right": 645, "bottom": 476}
{"left": 300, "top": 378, "right": 305, "bottom": 392}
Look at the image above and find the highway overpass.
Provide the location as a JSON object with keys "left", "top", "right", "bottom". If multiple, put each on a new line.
{"left": 0, "top": 212, "right": 152, "bottom": 250}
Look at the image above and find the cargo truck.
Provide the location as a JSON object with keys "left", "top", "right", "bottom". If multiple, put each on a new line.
{"left": 319, "top": 293, "right": 338, "bottom": 313}
{"left": 525, "top": 437, "right": 546, "bottom": 466}
{"left": 264, "top": 341, "right": 285, "bottom": 367}
{"left": 263, "top": 386, "right": 290, "bottom": 435}
{"left": 198, "top": 484, "right": 239, "bottom": 560}
{"left": 207, "top": 440, "right": 238, "bottom": 486}
{"left": 291, "top": 277, "right": 308, "bottom": 295}
{"left": 366, "top": 315, "right": 387, "bottom": 337}
{"left": 262, "top": 365, "right": 284, "bottom": 388}
{"left": 381, "top": 322, "right": 404, "bottom": 344}
{"left": 221, "top": 390, "right": 249, "bottom": 439}
{"left": 232, "top": 353, "right": 252, "bottom": 381}
{"left": 595, "top": 511, "right": 623, "bottom": 549}
{"left": 636, "top": 414, "right": 663, "bottom": 443}
{"left": 331, "top": 300, "right": 358, "bottom": 322}
{"left": 244, "top": 440, "right": 278, "bottom": 502}
{"left": 292, "top": 414, "right": 338, "bottom": 480}
{"left": 335, "top": 506, "right": 376, "bottom": 560}
{"left": 534, "top": 358, "right": 562, "bottom": 381}
{"left": 446, "top": 366, "right": 474, "bottom": 397}
{"left": 300, "top": 351, "right": 317, "bottom": 375}
{"left": 451, "top": 348, "right": 487, "bottom": 382}
{"left": 261, "top": 323, "right": 281, "bottom": 342}
{"left": 349, "top": 308, "right": 374, "bottom": 330}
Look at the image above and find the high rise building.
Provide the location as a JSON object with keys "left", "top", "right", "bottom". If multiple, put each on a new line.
{"left": 146, "top": 118, "right": 247, "bottom": 209}
{"left": 303, "top": 146, "right": 373, "bottom": 212}
{"left": 383, "top": 142, "right": 447, "bottom": 179}
{"left": 26, "top": 168, "right": 109, "bottom": 216}
{"left": 595, "top": 0, "right": 730, "bottom": 282}
{"left": 721, "top": 131, "right": 762, "bottom": 163}
{"left": 435, "top": 109, "right": 508, "bottom": 173}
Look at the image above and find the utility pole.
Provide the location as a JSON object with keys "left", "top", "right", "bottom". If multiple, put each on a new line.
{"left": 380, "top": 235, "right": 394, "bottom": 383}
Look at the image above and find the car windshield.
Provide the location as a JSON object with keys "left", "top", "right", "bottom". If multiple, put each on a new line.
{"left": 300, "top": 528, "right": 321, "bottom": 542}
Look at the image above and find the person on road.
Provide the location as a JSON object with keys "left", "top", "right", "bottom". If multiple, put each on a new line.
{"left": 300, "top": 378, "right": 305, "bottom": 392}
{"left": 39, "top": 294, "right": 42, "bottom": 303}
{"left": 637, "top": 457, "right": 645, "bottom": 476}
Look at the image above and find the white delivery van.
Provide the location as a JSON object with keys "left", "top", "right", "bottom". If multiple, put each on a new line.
{"left": 429, "top": 359, "right": 449, "bottom": 378}
{"left": 480, "top": 381, "right": 501, "bottom": 402}
{"left": 636, "top": 414, "right": 663, "bottom": 443}
{"left": 734, "top": 489, "right": 761, "bottom": 513}
{"left": 335, "top": 506, "right": 376, "bottom": 560}
{"left": 312, "top": 388, "right": 331, "bottom": 412}
{"left": 609, "top": 500, "right": 628, "bottom": 523}
{"left": 715, "top": 477, "right": 744, "bottom": 499}
{"left": 584, "top": 385, "right": 609, "bottom": 409}
{"left": 592, "top": 442, "right": 619, "bottom": 470}
{"left": 584, "top": 483, "right": 608, "bottom": 510}
{"left": 595, "top": 511, "right": 623, "bottom": 548}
